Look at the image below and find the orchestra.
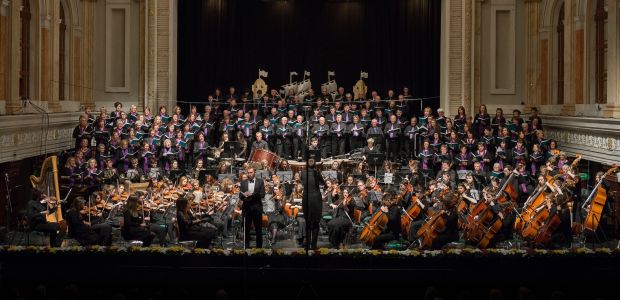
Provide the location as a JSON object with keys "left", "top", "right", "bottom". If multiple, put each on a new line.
{"left": 27, "top": 84, "right": 616, "bottom": 251}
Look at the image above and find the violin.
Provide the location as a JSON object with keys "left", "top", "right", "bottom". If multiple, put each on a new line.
{"left": 111, "top": 191, "right": 129, "bottom": 202}
{"left": 80, "top": 206, "right": 102, "bottom": 218}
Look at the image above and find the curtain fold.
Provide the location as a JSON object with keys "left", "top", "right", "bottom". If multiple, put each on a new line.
{"left": 178, "top": 0, "right": 441, "bottom": 106}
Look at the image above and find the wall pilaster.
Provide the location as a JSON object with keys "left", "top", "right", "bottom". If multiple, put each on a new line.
{"left": 524, "top": 0, "right": 541, "bottom": 112}
{"left": 440, "top": 0, "right": 475, "bottom": 117}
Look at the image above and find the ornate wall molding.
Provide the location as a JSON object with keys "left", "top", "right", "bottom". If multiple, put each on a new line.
{"left": 0, "top": 112, "right": 81, "bottom": 163}
{"left": 543, "top": 115, "right": 620, "bottom": 165}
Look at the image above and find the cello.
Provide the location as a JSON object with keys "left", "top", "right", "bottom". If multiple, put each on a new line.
{"left": 416, "top": 210, "right": 447, "bottom": 250}
{"left": 582, "top": 164, "right": 618, "bottom": 233}
{"left": 359, "top": 210, "right": 388, "bottom": 247}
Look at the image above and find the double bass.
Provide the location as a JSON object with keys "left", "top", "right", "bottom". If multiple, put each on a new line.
{"left": 582, "top": 164, "right": 618, "bottom": 233}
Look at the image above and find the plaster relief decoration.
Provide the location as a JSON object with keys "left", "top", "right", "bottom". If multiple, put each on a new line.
{"left": 545, "top": 129, "right": 620, "bottom": 152}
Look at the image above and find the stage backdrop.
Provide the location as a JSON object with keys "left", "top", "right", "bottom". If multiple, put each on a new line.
{"left": 178, "top": 0, "right": 441, "bottom": 107}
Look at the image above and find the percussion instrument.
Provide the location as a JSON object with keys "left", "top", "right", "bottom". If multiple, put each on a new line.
{"left": 249, "top": 148, "right": 280, "bottom": 170}
{"left": 289, "top": 160, "right": 307, "bottom": 174}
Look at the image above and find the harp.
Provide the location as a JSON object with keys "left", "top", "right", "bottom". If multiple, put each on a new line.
{"left": 30, "top": 156, "right": 64, "bottom": 224}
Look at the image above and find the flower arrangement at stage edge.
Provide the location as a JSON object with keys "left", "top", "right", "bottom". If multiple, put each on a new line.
{"left": 1, "top": 246, "right": 620, "bottom": 258}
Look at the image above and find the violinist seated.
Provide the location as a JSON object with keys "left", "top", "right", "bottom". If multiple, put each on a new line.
{"left": 371, "top": 197, "right": 402, "bottom": 250}
{"left": 267, "top": 184, "right": 287, "bottom": 245}
{"left": 176, "top": 197, "right": 216, "bottom": 248}
{"left": 65, "top": 197, "right": 112, "bottom": 246}
{"left": 326, "top": 188, "right": 354, "bottom": 249}
{"left": 26, "top": 192, "right": 62, "bottom": 247}
{"left": 122, "top": 195, "right": 158, "bottom": 246}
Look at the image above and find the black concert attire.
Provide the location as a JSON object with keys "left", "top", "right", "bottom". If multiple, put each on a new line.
{"left": 301, "top": 166, "right": 325, "bottom": 249}
{"left": 431, "top": 209, "right": 459, "bottom": 250}
{"left": 327, "top": 193, "right": 354, "bottom": 248}
{"left": 275, "top": 123, "right": 292, "bottom": 159}
{"left": 371, "top": 205, "right": 402, "bottom": 249}
{"left": 366, "top": 125, "right": 384, "bottom": 151}
{"left": 312, "top": 123, "right": 331, "bottom": 158}
{"left": 240, "top": 177, "right": 266, "bottom": 248}
{"left": 177, "top": 210, "right": 216, "bottom": 248}
{"left": 330, "top": 121, "right": 346, "bottom": 156}
{"left": 348, "top": 121, "right": 366, "bottom": 151}
{"left": 122, "top": 210, "right": 156, "bottom": 246}
{"left": 291, "top": 121, "right": 307, "bottom": 159}
{"left": 26, "top": 199, "right": 61, "bottom": 247}
{"left": 384, "top": 122, "right": 401, "bottom": 161}
{"left": 65, "top": 208, "right": 112, "bottom": 246}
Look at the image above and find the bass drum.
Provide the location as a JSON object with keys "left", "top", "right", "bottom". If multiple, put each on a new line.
{"left": 288, "top": 160, "right": 324, "bottom": 175}
{"left": 249, "top": 148, "right": 280, "bottom": 170}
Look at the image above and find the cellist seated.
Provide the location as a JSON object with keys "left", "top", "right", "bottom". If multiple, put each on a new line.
{"left": 370, "top": 196, "right": 402, "bottom": 250}
{"left": 26, "top": 192, "right": 62, "bottom": 247}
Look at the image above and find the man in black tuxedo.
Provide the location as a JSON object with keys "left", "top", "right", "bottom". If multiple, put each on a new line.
{"left": 239, "top": 168, "right": 265, "bottom": 248}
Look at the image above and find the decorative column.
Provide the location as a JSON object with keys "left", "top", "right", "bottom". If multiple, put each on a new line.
{"left": 81, "top": 0, "right": 94, "bottom": 109}
{"left": 603, "top": 0, "right": 620, "bottom": 118}
{"left": 40, "top": 7, "right": 60, "bottom": 112}
{"left": 440, "top": 0, "right": 475, "bottom": 117}
{"left": 524, "top": 0, "right": 541, "bottom": 112}
{"left": 0, "top": 0, "right": 8, "bottom": 106}
{"left": 559, "top": 0, "right": 575, "bottom": 116}
{"left": 144, "top": 0, "right": 177, "bottom": 112}
{"left": 5, "top": 0, "right": 20, "bottom": 114}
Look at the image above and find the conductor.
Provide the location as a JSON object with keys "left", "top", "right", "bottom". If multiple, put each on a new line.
{"left": 301, "top": 158, "right": 325, "bottom": 249}
{"left": 240, "top": 167, "right": 265, "bottom": 248}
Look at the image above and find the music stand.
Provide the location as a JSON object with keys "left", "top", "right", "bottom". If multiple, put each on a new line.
{"left": 217, "top": 173, "right": 237, "bottom": 181}
{"left": 321, "top": 171, "right": 338, "bottom": 181}
{"left": 307, "top": 149, "right": 321, "bottom": 162}
{"left": 276, "top": 171, "right": 293, "bottom": 182}
{"left": 368, "top": 190, "right": 383, "bottom": 208}
{"left": 367, "top": 153, "right": 384, "bottom": 179}
{"left": 223, "top": 141, "right": 240, "bottom": 158}
{"left": 169, "top": 169, "right": 185, "bottom": 183}
{"left": 198, "top": 169, "right": 208, "bottom": 186}
{"left": 256, "top": 169, "right": 270, "bottom": 180}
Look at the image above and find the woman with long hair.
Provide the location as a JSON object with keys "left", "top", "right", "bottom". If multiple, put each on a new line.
{"left": 122, "top": 195, "right": 156, "bottom": 246}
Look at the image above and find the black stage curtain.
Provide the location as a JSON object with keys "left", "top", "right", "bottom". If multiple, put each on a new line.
{"left": 178, "top": 0, "right": 441, "bottom": 106}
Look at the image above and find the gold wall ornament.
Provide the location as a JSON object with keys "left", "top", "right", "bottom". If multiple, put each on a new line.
{"left": 252, "top": 78, "right": 268, "bottom": 100}
{"left": 353, "top": 79, "right": 367, "bottom": 100}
